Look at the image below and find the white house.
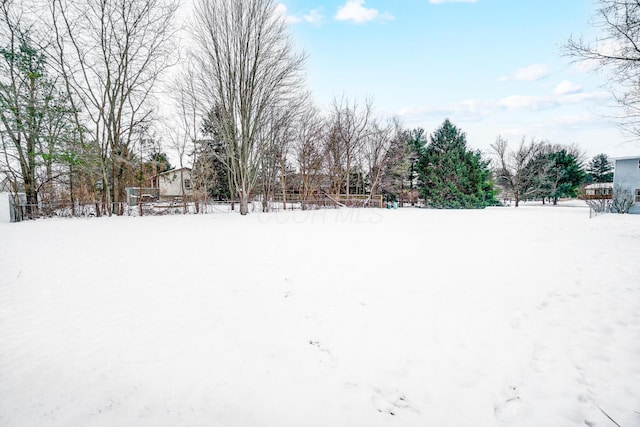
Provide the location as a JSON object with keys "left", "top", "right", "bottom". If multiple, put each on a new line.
{"left": 613, "top": 156, "right": 640, "bottom": 214}
{"left": 150, "top": 167, "right": 193, "bottom": 201}
{"left": 0, "top": 192, "right": 10, "bottom": 223}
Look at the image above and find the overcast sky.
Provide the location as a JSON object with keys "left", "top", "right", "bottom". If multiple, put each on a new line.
{"left": 268, "top": 0, "right": 640, "bottom": 159}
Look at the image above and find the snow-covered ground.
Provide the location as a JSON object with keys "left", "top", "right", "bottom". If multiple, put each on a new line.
{"left": 1, "top": 205, "right": 639, "bottom": 426}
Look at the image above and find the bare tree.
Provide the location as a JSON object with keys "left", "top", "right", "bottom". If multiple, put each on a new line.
{"left": 295, "top": 105, "right": 325, "bottom": 209}
{"left": 50, "top": 0, "right": 178, "bottom": 215}
{"left": 175, "top": 64, "right": 226, "bottom": 212}
{"left": 566, "top": 0, "right": 640, "bottom": 136}
{"left": 362, "top": 117, "right": 401, "bottom": 206}
{"left": 0, "top": 0, "right": 76, "bottom": 218}
{"left": 192, "top": 0, "right": 306, "bottom": 215}
{"left": 328, "top": 96, "right": 372, "bottom": 202}
{"left": 0, "top": 1, "right": 41, "bottom": 217}
{"left": 491, "top": 137, "right": 545, "bottom": 207}
{"left": 324, "top": 122, "right": 346, "bottom": 197}
{"left": 171, "top": 64, "right": 206, "bottom": 214}
{"left": 257, "top": 100, "right": 302, "bottom": 212}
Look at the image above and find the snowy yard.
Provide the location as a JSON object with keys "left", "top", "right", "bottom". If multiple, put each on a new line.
{"left": 1, "top": 205, "right": 639, "bottom": 427}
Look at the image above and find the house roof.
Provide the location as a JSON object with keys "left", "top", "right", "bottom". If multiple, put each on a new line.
{"left": 150, "top": 167, "right": 192, "bottom": 179}
{"left": 612, "top": 156, "right": 640, "bottom": 161}
{"left": 585, "top": 183, "right": 613, "bottom": 189}
{"left": 158, "top": 167, "right": 191, "bottom": 176}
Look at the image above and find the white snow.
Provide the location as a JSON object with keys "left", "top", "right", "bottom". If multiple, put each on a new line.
{"left": 1, "top": 205, "right": 639, "bottom": 426}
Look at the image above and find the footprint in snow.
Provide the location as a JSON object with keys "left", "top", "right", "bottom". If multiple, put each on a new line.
{"left": 371, "top": 389, "right": 419, "bottom": 416}
{"left": 494, "top": 385, "right": 522, "bottom": 423}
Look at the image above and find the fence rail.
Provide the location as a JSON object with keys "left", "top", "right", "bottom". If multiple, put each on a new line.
{"left": 272, "top": 193, "right": 384, "bottom": 208}
{"left": 5, "top": 193, "right": 386, "bottom": 222}
{"left": 5, "top": 189, "right": 387, "bottom": 222}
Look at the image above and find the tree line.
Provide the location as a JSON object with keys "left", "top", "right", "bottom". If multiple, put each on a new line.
{"left": 1, "top": 0, "right": 178, "bottom": 217}
{"left": 0, "top": 0, "right": 622, "bottom": 218}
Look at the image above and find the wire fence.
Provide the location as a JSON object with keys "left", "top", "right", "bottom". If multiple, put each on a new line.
{"left": 5, "top": 194, "right": 386, "bottom": 222}
{"left": 586, "top": 198, "right": 613, "bottom": 218}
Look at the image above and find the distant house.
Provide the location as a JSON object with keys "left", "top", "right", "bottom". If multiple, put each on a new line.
{"left": 584, "top": 182, "right": 613, "bottom": 199}
{"left": 149, "top": 167, "right": 193, "bottom": 201}
{"left": 613, "top": 157, "right": 640, "bottom": 214}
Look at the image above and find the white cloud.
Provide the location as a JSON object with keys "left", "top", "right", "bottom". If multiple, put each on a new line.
{"left": 574, "top": 59, "right": 599, "bottom": 74}
{"left": 499, "top": 114, "right": 602, "bottom": 139}
{"left": 335, "top": 0, "right": 393, "bottom": 24}
{"left": 397, "top": 91, "right": 611, "bottom": 121}
{"left": 554, "top": 80, "right": 582, "bottom": 96}
{"left": 549, "top": 113, "right": 595, "bottom": 127}
{"left": 498, "top": 64, "right": 550, "bottom": 82}
{"left": 276, "top": 4, "right": 325, "bottom": 25}
{"left": 572, "top": 39, "right": 630, "bottom": 74}
{"left": 304, "top": 8, "right": 325, "bottom": 25}
{"left": 560, "top": 91, "right": 610, "bottom": 104}
{"left": 497, "top": 91, "right": 609, "bottom": 110}
{"left": 429, "top": 0, "right": 478, "bottom": 3}
{"left": 398, "top": 99, "right": 489, "bottom": 123}
{"left": 275, "top": 3, "right": 301, "bottom": 24}
{"left": 498, "top": 94, "right": 557, "bottom": 110}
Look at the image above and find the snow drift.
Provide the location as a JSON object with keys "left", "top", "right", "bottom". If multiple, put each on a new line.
{"left": 1, "top": 205, "right": 639, "bottom": 426}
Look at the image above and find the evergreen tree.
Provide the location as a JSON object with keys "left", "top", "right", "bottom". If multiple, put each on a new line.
{"left": 537, "top": 149, "right": 586, "bottom": 204}
{"left": 586, "top": 153, "right": 613, "bottom": 183}
{"left": 407, "top": 127, "right": 426, "bottom": 188}
{"left": 416, "top": 119, "right": 497, "bottom": 208}
{"left": 149, "top": 152, "right": 172, "bottom": 173}
{"left": 394, "top": 128, "right": 426, "bottom": 206}
{"left": 199, "top": 110, "right": 232, "bottom": 201}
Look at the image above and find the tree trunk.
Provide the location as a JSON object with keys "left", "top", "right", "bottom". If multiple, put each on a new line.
{"left": 69, "top": 163, "right": 76, "bottom": 217}
{"left": 239, "top": 191, "right": 249, "bottom": 215}
{"left": 280, "top": 164, "right": 287, "bottom": 211}
{"left": 100, "top": 162, "right": 112, "bottom": 216}
{"left": 24, "top": 179, "right": 37, "bottom": 219}
{"left": 180, "top": 168, "right": 187, "bottom": 214}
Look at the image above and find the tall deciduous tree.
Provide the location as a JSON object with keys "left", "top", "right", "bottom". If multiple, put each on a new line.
{"left": 491, "top": 137, "right": 545, "bottom": 207}
{"left": 50, "top": 0, "right": 178, "bottom": 215}
{"left": 294, "top": 104, "right": 325, "bottom": 209}
{"left": 566, "top": 0, "right": 640, "bottom": 136}
{"left": 328, "top": 96, "right": 372, "bottom": 202}
{"left": 0, "top": 0, "right": 75, "bottom": 217}
{"left": 418, "top": 119, "right": 497, "bottom": 209}
{"left": 362, "top": 117, "right": 406, "bottom": 206}
{"left": 192, "top": 0, "right": 306, "bottom": 215}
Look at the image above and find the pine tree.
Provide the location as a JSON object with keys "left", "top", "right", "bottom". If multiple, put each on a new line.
{"left": 586, "top": 153, "right": 613, "bottom": 183}
{"left": 416, "top": 119, "right": 497, "bottom": 208}
{"left": 541, "top": 150, "right": 586, "bottom": 204}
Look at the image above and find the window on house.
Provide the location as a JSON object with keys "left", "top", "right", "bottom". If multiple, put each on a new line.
{"left": 636, "top": 189, "right": 640, "bottom": 203}
{"left": 184, "top": 179, "right": 192, "bottom": 190}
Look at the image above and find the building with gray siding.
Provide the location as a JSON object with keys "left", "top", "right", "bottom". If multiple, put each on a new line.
{"left": 613, "top": 157, "right": 640, "bottom": 214}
